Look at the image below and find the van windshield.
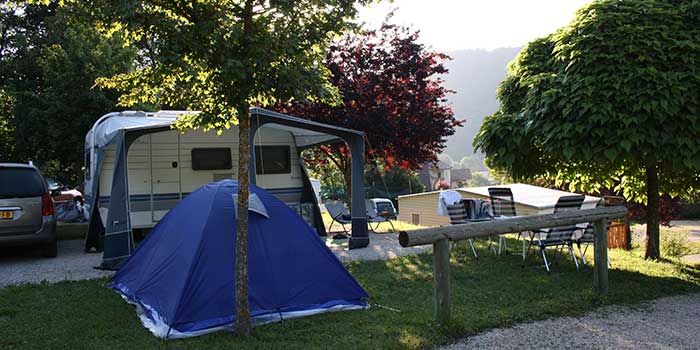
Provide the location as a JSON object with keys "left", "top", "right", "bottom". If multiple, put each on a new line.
{"left": 0, "top": 167, "right": 46, "bottom": 198}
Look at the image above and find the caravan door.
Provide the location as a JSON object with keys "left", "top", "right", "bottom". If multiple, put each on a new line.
{"left": 150, "top": 131, "right": 182, "bottom": 222}
{"left": 126, "top": 136, "right": 153, "bottom": 227}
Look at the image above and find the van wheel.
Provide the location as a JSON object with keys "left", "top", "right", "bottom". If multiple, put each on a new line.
{"left": 42, "top": 239, "right": 58, "bottom": 258}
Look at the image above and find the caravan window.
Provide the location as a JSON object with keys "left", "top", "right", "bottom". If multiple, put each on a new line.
{"left": 191, "top": 148, "right": 232, "bottom": 170}
{"left": 255, "top": 146, "right": 291, "bottom": 174}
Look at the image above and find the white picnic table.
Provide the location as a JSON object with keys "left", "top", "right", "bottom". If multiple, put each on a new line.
{"left": 457, "top": 183, "right": 600, "bottom": 214}
{"left": 454, "top": 184, "right": 601, "bottom": 258}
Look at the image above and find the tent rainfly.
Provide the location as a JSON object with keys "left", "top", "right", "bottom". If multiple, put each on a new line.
{"left": 110, "top": 180, "right": 369, "bottom": 338}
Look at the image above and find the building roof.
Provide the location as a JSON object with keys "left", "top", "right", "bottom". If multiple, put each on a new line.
{"left": 434, "top": 160, "right": 451, "bottom": 169}
{"left": 398, "top": 183, "right": 600, "bottom": 210}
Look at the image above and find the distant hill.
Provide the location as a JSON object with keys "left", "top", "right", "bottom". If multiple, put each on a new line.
{"left": 440, "top": 47, "right": 521, "bottom": 168}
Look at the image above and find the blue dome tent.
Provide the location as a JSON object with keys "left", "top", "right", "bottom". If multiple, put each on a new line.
{"left": 109, "top": 180, "right": 368, "bottom": 338}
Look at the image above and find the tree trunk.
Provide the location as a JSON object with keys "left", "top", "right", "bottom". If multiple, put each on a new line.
{"left": 644, "top": 162, "right": 660, "bottom": 259}
{"left": 235, "top": 103, "right": 251, "bottom": 334}
{"left": 235, "top": 0, "right": 253, "bottom": 334}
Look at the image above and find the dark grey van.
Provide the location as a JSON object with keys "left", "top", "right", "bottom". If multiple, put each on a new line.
{"left": 0, "top": 163, "right": 57, "bottom": 257}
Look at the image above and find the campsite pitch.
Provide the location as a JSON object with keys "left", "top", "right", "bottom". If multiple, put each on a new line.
{"left": 2, "top": 240, "right": 700, "bottom": 349}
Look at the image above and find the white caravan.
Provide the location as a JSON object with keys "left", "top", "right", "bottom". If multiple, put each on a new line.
{"left": 88, "top": 117, "right": 303, "bottom": 227}
{"left": 84, "top": 108, "right": 370, "bottom": 268}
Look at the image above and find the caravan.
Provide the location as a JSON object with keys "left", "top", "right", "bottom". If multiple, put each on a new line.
{"left": 84, "top": 108, "right": 370, "bottom": 268}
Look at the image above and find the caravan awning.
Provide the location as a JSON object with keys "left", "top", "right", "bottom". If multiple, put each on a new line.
{"left": 86, "top": 107, "right": 370, "bottom": 269}
{"left": 86, "top": 108, "right": 363, "bottom": 150}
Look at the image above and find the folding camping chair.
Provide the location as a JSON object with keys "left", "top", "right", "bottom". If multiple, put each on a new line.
{"left": 445, "top": 201, "right": 479, "bottom": 259}
{"left": 573, "top": 198, "right": 612, "bottom": 268}
{"left": 487, "top": 187, "right": 518, "bottom": 255}
{"left": 366, "top": 200, "right": 396, "bottom": 233}
{"left": 325, "top": 201, "right": 353, "bottom": 237}
{"left": 523, "top": 195, "right": 585, "bottom": 272}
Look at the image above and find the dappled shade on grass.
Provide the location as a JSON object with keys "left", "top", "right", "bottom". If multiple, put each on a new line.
{"left": 1, "top": 237, "right": 699, "bottom": 349}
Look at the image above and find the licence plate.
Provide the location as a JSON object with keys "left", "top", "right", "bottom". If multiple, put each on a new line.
{"left": 0, "top": 210, "right": 13, "bottom": 220}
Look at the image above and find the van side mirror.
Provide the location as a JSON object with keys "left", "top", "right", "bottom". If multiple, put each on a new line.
{"left": 50, "top": 189, "right": 62, "bottom": 197}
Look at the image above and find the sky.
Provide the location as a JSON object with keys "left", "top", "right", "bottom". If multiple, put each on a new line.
{"left": 357, "top": 0, "right": 592, "bottom": 52}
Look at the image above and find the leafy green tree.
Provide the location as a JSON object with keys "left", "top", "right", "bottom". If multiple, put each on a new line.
{"left": 467, "top": 172, "right": 491, "bottom": 187}
{"left": 0, "top": 3, "right": 135, "bottom": 184}
{"left": 365, "top": 165, "right": 425, "bottom": 201}
{"left": 91, "top": 0, "right": 369, "bottom": 333}
{"left": 474, "top": 0, "right": 700, "bottom": 259}
{"left": 304, "top": 149, "right": 424, "bottom": 203}
{"left": 0, "top": 90, "right": 14, "bottom": 159}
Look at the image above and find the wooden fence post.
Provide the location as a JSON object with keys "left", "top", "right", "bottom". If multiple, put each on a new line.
{"left": 593, "top": 219, "right": 609, "bottom": 294}
{"left": 398, "top": 206, "right": 625, "bottom": 324}
{"left": 433, "top": 238, "right": 451, "bottom": 324}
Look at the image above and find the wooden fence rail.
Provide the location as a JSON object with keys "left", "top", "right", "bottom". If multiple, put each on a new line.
{"left": 398, "top": 205, "right": 627, "bottom": 325}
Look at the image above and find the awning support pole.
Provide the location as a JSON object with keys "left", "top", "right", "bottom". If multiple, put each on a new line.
{"left": 348, "top": 136, "right": 369, "bottom": 249}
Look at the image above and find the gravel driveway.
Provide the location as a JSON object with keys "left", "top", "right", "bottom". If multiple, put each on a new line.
{"left": 0, "top": 232, "right": 427, "bottom": 288}
{"left": 441, "top": 293, "right": 700, "bottom": 350}
{"left": 0, "top": 240, "right": 112, "bottom": 288}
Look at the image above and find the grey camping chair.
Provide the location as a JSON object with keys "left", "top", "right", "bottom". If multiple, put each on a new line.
{"left": 488, "top": 187, "right": 517, "bottom": 217}
{"left": 445, "top": 201, "right": 479, "bottom": 259}
{"left": 366, "top": 200, "right": 396, "bottom": 233}
{"left": 524, "top": 195, "right": 585, "bottom": 272}
{"left": 487, "top": 187, "right": 518, "bottom": 255}
{"left": 573, "top": 198, "right": 612, "bottom": 268}
{"left": 325, "top": 201, "right": 353, "bottom": 236}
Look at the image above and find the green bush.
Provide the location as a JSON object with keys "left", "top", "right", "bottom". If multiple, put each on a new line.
{"left": 320, "top": 185, "right": 346, "bottom": 202}
{"left": 661, "top": 228, "right": 690, "bottom": 259}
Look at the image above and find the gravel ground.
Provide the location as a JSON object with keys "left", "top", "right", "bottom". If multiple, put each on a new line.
{"left": 0, "top": 233, "right": 428, "bottom": 288}
{"left": 441, "top": 293, "right": 700, "bottom": 350}
{"left": 326, "top": 232, "right": 431, "bottom": 262}
{"left": 632, "top": 220, "right": 700, "bottom": 243}
{"left": 0, "top": 240, "right": 112, "bottom": 288}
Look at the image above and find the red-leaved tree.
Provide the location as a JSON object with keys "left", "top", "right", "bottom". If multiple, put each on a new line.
{"left": 279, "top": 22, "right": 462, "bottom": 199}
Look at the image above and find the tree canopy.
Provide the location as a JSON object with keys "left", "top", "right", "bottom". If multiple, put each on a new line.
{"left": 0, "top": 3, "right": 136, "bottom": 183}
{"left": 94, "top": 0, "right": 365, "bottom": 128}
{"left": 474, "top": 0, "right": 700, "bottom": 258}
{"left": 280, "top": 22, "right": 460, "bottom": 197}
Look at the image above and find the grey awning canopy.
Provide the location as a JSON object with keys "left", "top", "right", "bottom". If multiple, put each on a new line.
{"left": 87, "top": 107, "right": 364, "bottom": 150}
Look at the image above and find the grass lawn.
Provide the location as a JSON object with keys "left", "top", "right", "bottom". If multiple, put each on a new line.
{"left": 2, "top": 238, "right": 699, "bottom": 350}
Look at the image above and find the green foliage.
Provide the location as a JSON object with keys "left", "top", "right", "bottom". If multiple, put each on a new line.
{"left": 302, "top": 148, "right": 348, "bottom": 201}
{"left": 307, "top": 148, "right": 425, "bottom": 202}
{"left": 320, "top": 185, "right": 346, "bottom": 202}
{"left": 0, "top": 3, "right": 136, "bottom": 183}
{"left": 365, "top": 166, "right": 425, "bottom": 201}
{"left": 467, "top": 172, "right": 491, "bottom": 187}
{"left": 474, "top": 0, "right": 700, "bottom": 201}
{"left": 303, "top": 148, "right": 346, "bottom": 188}
{"left": 93, "top": 0, "right": 369, "bottom": 131}
{"left": 661, "top": 228, "right": 690, "bottom": 260}
{"left": 0, "top": 90, "right": 14, "bottom": 159}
